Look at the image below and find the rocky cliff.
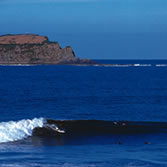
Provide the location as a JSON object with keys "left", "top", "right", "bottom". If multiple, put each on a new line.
{"left": 0, "top": 34, "right": 94, "bottom": 65}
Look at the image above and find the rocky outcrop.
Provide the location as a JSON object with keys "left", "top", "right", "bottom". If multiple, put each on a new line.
{"left": 0, "top": 34, "right": 94, "bottom": 65}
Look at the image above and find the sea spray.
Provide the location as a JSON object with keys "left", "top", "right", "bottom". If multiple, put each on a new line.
{"left": 0, "top": 118, "right": 45, "bottom": 143}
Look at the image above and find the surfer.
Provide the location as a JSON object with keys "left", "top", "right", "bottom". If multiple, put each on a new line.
{"left": 45, "top": 124, "right": 65, "bottom": 134}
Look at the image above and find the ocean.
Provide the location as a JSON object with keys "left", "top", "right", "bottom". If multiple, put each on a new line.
{"left": 0, "top": 60, "right": 167, "bottom": 167}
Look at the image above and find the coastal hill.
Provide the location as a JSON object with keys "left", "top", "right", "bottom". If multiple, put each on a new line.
{"left": 0, "top": 34, "right": 48, "bottom": 45}
{"left": 0, "top": 34, "right": 94, "bottom": 65}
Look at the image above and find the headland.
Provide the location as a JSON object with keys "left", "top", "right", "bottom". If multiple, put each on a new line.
{"left": 0, "top": 34, "right": 95, "bottom": 65}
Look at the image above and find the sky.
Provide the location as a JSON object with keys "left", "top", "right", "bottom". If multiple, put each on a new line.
{"left": 0, "top": 0, "right": 167, "bottom": 59}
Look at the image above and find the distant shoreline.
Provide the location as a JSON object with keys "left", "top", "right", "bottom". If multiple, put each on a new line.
{"left": 0, "top": 62, "right": 166, "bottom": 67}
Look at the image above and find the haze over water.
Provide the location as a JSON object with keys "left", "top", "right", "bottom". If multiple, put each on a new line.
{"left": 0, "top": 0, "right": 167, "bottom": 59}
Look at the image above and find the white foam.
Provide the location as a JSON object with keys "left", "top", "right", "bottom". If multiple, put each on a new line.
{"left": 133, "top": 64, "right": 152, "bottom": 67}
{"left": 156, "top": 64, "right": 167, "bottom": 67}
{"left": 0, "top": 118, "right": 45, "bottom": 143}
{"left": 64, "top": 64, "right": 153, "bottom": 67}
{"left": 93, "top": 64, "right": 152, "bottom": 67}
{"left": 0, "top": 64, "right": 36, "bottom": 66}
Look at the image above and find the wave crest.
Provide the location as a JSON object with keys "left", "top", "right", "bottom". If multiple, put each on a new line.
{"left": 0, "top": 118, "right": 45, "bottom": 143}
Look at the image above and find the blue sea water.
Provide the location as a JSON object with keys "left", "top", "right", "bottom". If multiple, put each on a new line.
{"left": 0, "top": 60, "right": 167, "bottom": 166}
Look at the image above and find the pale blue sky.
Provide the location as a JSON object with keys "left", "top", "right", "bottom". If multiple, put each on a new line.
{"left": 0, "top": 0, "right": 167, "bottom": 59}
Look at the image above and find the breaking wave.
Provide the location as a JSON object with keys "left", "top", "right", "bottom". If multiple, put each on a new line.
{"left": 75, "top": 64, "right": 167, "bottom": 67}
{"left": 2, "top": 119, "right": 167, "bottom": 144}
{"left": 75, "top": 64, "right": 152, "bottom": 67}
{"left": 0, "top": 118, "right": 45, "bottom": 143}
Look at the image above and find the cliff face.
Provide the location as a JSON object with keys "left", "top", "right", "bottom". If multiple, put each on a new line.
{"left": 0, "top": 34, "right": 94, "bottom": 65}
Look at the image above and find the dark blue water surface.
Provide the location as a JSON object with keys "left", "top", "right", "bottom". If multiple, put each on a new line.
{"left": 1, "top": 60, "right": 167, "bottom": 167}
